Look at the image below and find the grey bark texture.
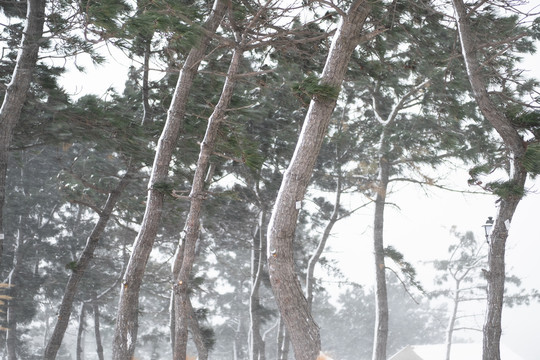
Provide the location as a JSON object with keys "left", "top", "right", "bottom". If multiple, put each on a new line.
{"left": 172, "top": 46, "right": 243, "bottom": 360}
{"left": 451, "top": 1, "right": 528, "bottom": 359}
{"left": 111, "top": 1, "right": 227, "bottom": 358}
{"left": 0, "top": 0, "right": 46, "bottom": 266}
{"left": 43, "top": 166, "right": 134, "bottom": 360}
{"left": 266, "top": 2, "right": 372, "bottom": 359}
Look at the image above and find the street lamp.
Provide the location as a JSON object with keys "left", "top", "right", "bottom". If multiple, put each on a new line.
{"left": 482, "top": 216, "right": 494, "bottom": 244}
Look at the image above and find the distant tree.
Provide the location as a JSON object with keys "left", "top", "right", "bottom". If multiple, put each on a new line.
{"left": 431, "top": 227, "right": 539, "bottom": 360}
{"left": 432, "top": 229, "right": 488, "bottom": 360}
{"left": 316, "top": 277, "right": 444, "bottom": 360}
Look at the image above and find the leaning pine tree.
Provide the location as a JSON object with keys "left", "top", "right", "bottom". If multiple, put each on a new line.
{"left": 451, "top": 1, "right": 540, "bottom": 359}
{"left": 112, "top": 1, "right": 227, "bottom": 358}
{"left": 266, "top": 1, "right": 375, "bottom": 359}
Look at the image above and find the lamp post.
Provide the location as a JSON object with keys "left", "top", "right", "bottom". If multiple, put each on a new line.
{"left": 482, "top": 216, "right": 494, "bottom": 244}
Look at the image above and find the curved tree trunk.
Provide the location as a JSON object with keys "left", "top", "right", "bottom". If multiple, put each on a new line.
{"left": 111, "top": 2, "right": 227, "bottom": 358}
{"left": 266, "top": 3, "right": 372, "bottom": 359}
{"left": 0, "top": 0, "right": 46, "bottom": 266}
{"left": 172, "top": 47, "right": 243, "bottom": 360}
{"left": 451, "top": 1, "right": 528, "bottom": 359}
{"left": 43, "top": 165, "right": 134, "bottom": 360}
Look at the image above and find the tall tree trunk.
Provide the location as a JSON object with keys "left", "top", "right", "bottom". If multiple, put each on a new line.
{"left": 170, "top": 290, "right": 210, "bottom": 360}
{"left": 250, "top": 210, "right": 267, "bottom": 360}
{"left": 369, "top": 77, "right": 430, "bottom": 360}
{"left": 372, "top": 155, "right": 389, "bottom": 360}
{"left": 76, "top": 303, "right": 88, "bottom": 360}
{"left": 451, "top": 1, "right": 528, "bottom": 359}
{"left": 43, "top": 166, "right": 134, "bottom": 360}
{"left": 112, "top": 2, "right": 227, "bottom": 358}
{"left": 0, "top": 0, "right": 46, "bottom": 266}
{"left": 267, "top": 3, "right": 371, "bottom": 359}
{"left": 172, "top": 46, "right": 243, "bottom": 360}
{"left": 92, "top": 301, "right": 105, "bottom": 360}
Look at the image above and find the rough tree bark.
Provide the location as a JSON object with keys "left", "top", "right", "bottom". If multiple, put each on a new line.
{"left": 43, "top": 165, "right": 134, "bottom": 360}
{"left": 451, "top": 1, "right": 528, "bottom": 359}
{"left": 0, "top": 0, "right": 46, "bottom": 266}
{"left": 111, "top": 1, "right": 227, "bottom": 358}
{"left": 169, "top": 289, "right": 211, "bottom": 360}
{"left": 266, "top": 2, "right": 372, "bottom": 359}
{"left": 172, "top": 46, "right": 243, "bottom": 360}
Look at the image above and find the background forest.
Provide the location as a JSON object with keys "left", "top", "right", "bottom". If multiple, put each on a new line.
{"left": 0, "top": 0, "right": 539, "bottom": 360}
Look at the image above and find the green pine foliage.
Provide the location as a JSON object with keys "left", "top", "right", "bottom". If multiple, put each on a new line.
{"left": 78, "top": 0, "right": 132, "bottom": 35}
{"left": 292, "top": 73, "right": 340, "bottom": 105}
{"left": 487, "top": 180, "right": 526, "bottom": 198}
{"left": 384, "top": 246, "right": 424, "bottom": 293}
{"left": 524, "top": 143, "right": 540, "bottom": 177}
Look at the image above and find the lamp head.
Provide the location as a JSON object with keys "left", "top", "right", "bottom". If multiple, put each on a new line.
{"left": 482, "top": 216, "right": 494, "bottom": 239}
